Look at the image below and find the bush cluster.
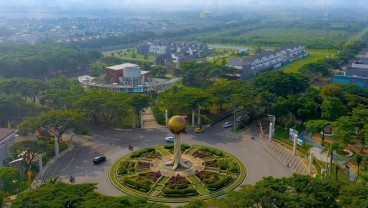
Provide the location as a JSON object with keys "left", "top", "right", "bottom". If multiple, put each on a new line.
{"left": 199, "top": 147, "right": 223, "bottom": 157}
{"left": 118, "top": 161, "right": 139, "bottom": 175}
{"left": 130, "top": 147, "right": 155, "bottom": 158}
{"left": 195, "top": 171, "right": 219, "bottom": 184}
{"left": 161, "top": 186, "right": 198, "bottom": 197}
{"left": 207, "top": 176, "right": 233, "bottom": 191}
{"left": 122, "top": 177, "right": 151, "bottom": 192}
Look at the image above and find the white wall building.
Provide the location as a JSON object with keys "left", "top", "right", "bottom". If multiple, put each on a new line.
{"left": 0, "top": 128, "right": 16, "bottom": 167}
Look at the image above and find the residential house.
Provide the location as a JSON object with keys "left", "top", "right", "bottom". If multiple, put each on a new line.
{"left": 0, "top": 128, "right": 16, "bottom": 167}
{"left": 228, "top": 44, "right": 307, "bottom": 77}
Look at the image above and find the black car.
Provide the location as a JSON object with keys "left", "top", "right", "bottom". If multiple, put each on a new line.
{"left": 93, "top": 156, "right": 106, "bottom": 164}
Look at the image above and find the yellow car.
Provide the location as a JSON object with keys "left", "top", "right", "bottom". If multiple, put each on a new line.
{"left": 194, "top": 128, "right": 205, "bottom": 133}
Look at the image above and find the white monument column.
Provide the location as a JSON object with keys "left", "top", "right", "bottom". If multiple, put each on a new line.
{"left": 55, "top": 137, "right": 59, "bottom": 157}
{"left": 309, "top": 151, "right": 314, "bottom": 174}
{"left": 293, "top": 134, "right": 297, "bottom": 155}
{"left": 140, "top": 111, "right": 144, "bottom": 128}
{"left": 192, "top": 110, "right": 195, "bottom": 127}
{"left": 38, "top": 154, "right": 43, "bottom": 172}
{"left": 197, "top": 105, "right": 201, "bottom": 126}
{"left": 269, "top": 123, "right": 273, "bottom": 142}
{"left": 165, "top": 110, "right": 168, "bottom": 127}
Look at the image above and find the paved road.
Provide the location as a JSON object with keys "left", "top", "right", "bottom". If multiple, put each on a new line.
{"left": 48, "top": 122, "right": 294, "bottom": 196}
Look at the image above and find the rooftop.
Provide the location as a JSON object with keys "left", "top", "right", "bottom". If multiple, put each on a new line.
{"left": 106, "top": 63, "right": 140, "bottom": 71}
{"left": 0, "top": 128, "right": 16, "bottom": 141}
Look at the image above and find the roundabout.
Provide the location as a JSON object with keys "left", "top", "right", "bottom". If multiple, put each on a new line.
{"left": 109, "top": 144, "right": 246, "bottom": 202}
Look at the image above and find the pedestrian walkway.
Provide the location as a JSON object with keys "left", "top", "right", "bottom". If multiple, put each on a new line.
{"left": 261, "top": 138, "right": 308, "bottom": 175}
{"left": 41, "top": 144, "right": 79, "bottom": 183}
{"left": 143, "top": 107, "right": 163, "bottom": 129}
{"left": 216, "top": 128, "right": 242, "bottom": 140}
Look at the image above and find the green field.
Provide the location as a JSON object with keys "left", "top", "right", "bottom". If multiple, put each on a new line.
{"left": 102, "top": 48, "right": 156, "bottom": 62}
{"left": 281, "top": 49, "right": 339, "bottom": 73}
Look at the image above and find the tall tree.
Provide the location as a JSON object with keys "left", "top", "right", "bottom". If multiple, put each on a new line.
{"left": 306, "top": 120, "right": 331, "bottom": 142}
{"left": 8, "top": 140, "right": 48, "bottom": 174}
{"left": 321, "top": 97, "right": 347, "bottom": 121}
{"left": 18, "top": 110, "right": 87, "bottom": 142}
{"left": 0, "top": 167, "right": 22, "bottom": 194}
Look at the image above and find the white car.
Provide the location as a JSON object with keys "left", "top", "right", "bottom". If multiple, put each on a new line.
{"left": 236, "top": 116, "right": 244, "bottom": 122}
{"left": 165, "top": 136, "right": 174, "bottom": 143}
{"left": 223, "top": 121, "right": 233, "bottom": 128}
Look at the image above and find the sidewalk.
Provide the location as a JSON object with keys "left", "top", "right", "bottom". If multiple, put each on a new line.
{"left": 143, "top": 107, "right": 164, "bottom": 129}
{"left": 304, "top": 132, "right": 358, "bottom": 181}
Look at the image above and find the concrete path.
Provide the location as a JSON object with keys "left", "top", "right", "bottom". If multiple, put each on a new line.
{"left": 261, "top": 138, "right": 308, "bottom": 175}
{"left": 143, "top": 107, "right": 163, "bottom": 129}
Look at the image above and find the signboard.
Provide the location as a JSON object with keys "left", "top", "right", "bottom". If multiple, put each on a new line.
{"left": 289, "top": 128, "right": 302, "bottom": 146}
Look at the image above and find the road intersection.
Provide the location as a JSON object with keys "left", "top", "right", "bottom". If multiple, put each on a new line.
{"left": 44, "top": 122, "right": 297, "bottom": 197}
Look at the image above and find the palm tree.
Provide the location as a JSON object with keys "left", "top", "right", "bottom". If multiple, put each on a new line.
{"left": 322, "top": 142, "right": 344, "bottom": 177}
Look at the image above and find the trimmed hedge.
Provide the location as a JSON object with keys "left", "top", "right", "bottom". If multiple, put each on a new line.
{"left": 199, "top": 147, "right": 223, "bottom": 157}
{"left": 207, "top": 176, "right": 233, "bottom": 191}
{"left": 118, "top": 161, "right": 138, "bottom": 174}
{"left": 130, "top": 147, "right": 155, "bottom": 158}
{"left": 164, "top": 144, "right": 191, "bottom": 150}
{"left": 122, "top": 177, "right": 151, "bottom": 192}
{"left": 161, "top": 186, "right": 198, "bottom": 197}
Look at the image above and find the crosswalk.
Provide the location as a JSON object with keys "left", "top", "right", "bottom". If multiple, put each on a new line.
{"left": 261, "top": 139, "right": 308, "bottom": 175}
{"left": 216, "top": 128, "right": 242, "bottom": 140}
{"left": 42, "top": 145, "right": 78, "bottom": 183}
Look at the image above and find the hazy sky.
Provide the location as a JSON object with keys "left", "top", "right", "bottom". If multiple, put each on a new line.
{"left": 0, "top": 0, "right": 366, "bottom": 9}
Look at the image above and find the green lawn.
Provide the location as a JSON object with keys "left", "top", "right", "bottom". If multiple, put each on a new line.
{"left": 274, "top": 127, "right": 313, "bottom": 155}
{"left": 102, "top": 48, "right": 156, "bottom": 62}
{"left": 281, "top": 49, "right": 339, "bottom": 73}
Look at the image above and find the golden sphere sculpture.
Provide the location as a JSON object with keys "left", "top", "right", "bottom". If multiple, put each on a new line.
{"left": 168, "top": 116, "right": 187, "bottom": 134}
{"left": 166, "top": 115, "right": 188, "bottom": 170}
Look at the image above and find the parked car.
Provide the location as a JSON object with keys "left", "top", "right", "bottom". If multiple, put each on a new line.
{"left": 93, "top": 156, "right": 106, "bottom": 165}
{"left": 165, "top": 136, "right": 174, "bottom": 143}
{"left": 223, "top": 121, "right": 233, "bottom": 128}
{"left": 236, "top": 116, "right": 244, "bottom": 122}
{"left": 194, "top": 127, "right": 205, "bottom": 133}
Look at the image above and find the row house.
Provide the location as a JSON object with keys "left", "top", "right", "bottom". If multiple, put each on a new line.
{"left": 228, "top": 44, "right": 307, "bottom": 76}
{"left": 333, "top": 58, "right": 368, "bottom": 90}
{"left": 137, "top": 41, "right": 209, "bottom": 56}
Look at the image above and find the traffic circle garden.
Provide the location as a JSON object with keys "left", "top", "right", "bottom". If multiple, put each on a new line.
{"left": 109, "top": 144, "right": 246, "bottom": 202}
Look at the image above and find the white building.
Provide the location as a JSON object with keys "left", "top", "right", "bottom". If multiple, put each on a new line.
{"left": 0, "top": 128, "right": 16, "bottom": 167}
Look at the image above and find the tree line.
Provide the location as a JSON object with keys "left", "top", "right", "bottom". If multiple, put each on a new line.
{"left": 0, "top": 44, "right": 102, "bottom": 78}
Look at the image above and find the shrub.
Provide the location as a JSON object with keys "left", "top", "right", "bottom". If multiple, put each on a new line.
{"left": 207, "top": 176, "right": 233, "bottom": 191}
{"left": 130, "top": 148, "right": 155, "bottom": 158}
{"left": 192, "top": 150, "right": 212, "bottom": 158}
{"left": 161, "top": 186, "right": 198, "bottom": 197}
{"left": 217, "top": 160, "right": 228, "bottom": 170}
{"left": 122, "top": 177, "right": 151, "bottom": 192}
{"left": 118, "top": 161, "right": 137, "bottom": 174}
{"left": 199, "top": 147, "right": 223, "bottom": 156}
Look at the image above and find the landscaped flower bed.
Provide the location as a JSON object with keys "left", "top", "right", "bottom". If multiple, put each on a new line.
{"left": 195, "top": 171, "right": 234, "bottom": 191}
{"left": 110, "top": 144, "right": 246, "bottom": 202}
{"left": 130, "top": 147, "right": 161, "bottom": 159}
{"left": 204, "top": 159, "right": 238, "bottom": 172}
{"left": 192, "top": 150, "right": 213, "bottom": 158}
{"left": 161, "top": 175, "right": 198, "bottom": 197}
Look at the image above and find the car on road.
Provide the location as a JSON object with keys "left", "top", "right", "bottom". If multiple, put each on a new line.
{"left": 165, "top": 136, "right": 174, "bottom": 143}
{"left": 236, "top": 116, "right": 244, "bottom": 122}
{"left": 223, "top": 121, "right": 233, "bottom": 128}
{"left": 194, "top": 127, "right": 205, "bottom": 133}
{"left": 93, "top": 156, "right": 106, "bottom": 165}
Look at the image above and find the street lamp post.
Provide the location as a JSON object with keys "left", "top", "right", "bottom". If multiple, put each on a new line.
{"left": 268, "top": 115, "right": 276, "bottom": 137}
{"left": 54, "top": 126, "right": 63, "bottom": 157}
{"left": 233, "top": 106, "right": 236, "bottom": 131}
{"left": 293, "top": 134, "right": 297, "bottom": 155}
